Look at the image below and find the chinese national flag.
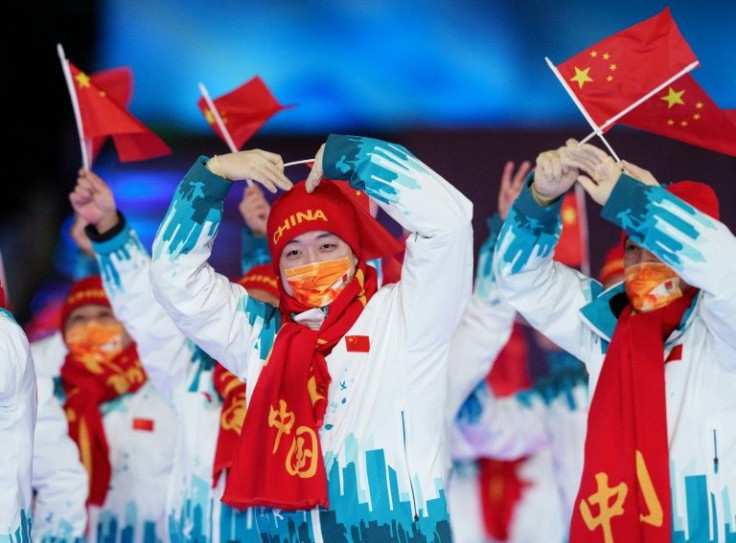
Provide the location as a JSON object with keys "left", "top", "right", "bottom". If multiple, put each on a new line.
{"left": 555, "top": 190, "right": 588, "bottom": 269}
{"left": 68, "top": 61, "right": 171, "bottom": 163}
{"left": 555, "top": 7, "right": 698, "bottom": 128}
{"left": 197, "top": 76, "right": 294, "bottom": 150}
{"left": 345, "top": 335, "right": 370, "bottom": 353}
{"left": 618, "top": 74, "right": 736, "bottom": 157}
{"left": 87, "top": 67, "right": 133, "bottom": 162}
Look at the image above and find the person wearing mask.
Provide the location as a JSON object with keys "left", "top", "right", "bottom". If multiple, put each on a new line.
{"left": 149, "top": 134, "right": 473, "bottom": 540}
{"left": 54, "top": 274, "right": 177, "bottom": 542}
{"left": 493, "top": 138, "right": 736, "bottom": 542}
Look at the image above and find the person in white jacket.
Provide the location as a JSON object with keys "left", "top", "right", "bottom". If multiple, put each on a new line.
{"left": 0, "top": 282, "right": 36, "bottom": 541}
{"left": 32, "top": 273, "right": 177, "bottom": 543}
{"left": 493, "top": 138, "right": 736, "bottom": 543}
{"left": 447, "top": 159, "right": 586, "bottom": 543}
{"left": 31, "top": 374, "right": 89, "bottom": 543}
{"left": 69, "top": 166, "right": 285, "bottom": 540}
{"left": 149, "top": 134, "right": 473, "bottom": 541}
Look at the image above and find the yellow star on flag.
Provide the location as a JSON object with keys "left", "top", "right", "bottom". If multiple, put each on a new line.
{"left": 75, "top": 71, "right": 91, "bottom": 89}
{"left": 562, "top": 207, "right": 577, "bottom": 225}
{"left": 660, "top": 87, "right": 685, "bottom": 109}
{"left": 570, "top": 67, "right": 593, "bottom": 89}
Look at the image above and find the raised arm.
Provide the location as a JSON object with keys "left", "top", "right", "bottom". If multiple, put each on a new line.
{"left": 567, "top": 140, "right": 736, "bottom": 363}
{"left": 150, "top": 151, "right": 289, "bottom": 377}
{"left": 307, "top": 134, "right": 474, "bottom": 378}
{"left": 238, "top": 183, "right": 272, "bottom": 274}
{"left": 493, "top": 144, "right": 603, "bottom": 363}
{"left": 69, "top": 168, "right": 196, "bottom": 399}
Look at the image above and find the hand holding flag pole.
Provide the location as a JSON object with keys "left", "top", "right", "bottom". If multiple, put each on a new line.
{"left": 197, "top": 83, "right": 311, "bottom": 175}
{"left": 58, "top": 43, "right": 171, "bottom": 167}
{"left": 198, "top": 82, "right": 239, "bottom": 154}
{"left": 198, "top": 82, "right": 253, "bottom": 186}
{"left": 57, "top": 43, "right": 90, "bottom": 170}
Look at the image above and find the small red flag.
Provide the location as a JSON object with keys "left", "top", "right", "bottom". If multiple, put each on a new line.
{"left": 86, "top": 67, "right": 133, "bottom": 163}
{"left": 345, "top": 335, "right": 370, "bottom": 353}
{"left": 555, "top": 7, "right": 698, "bottom": 128}
{"left": 68, "top": 61, "right": 171, "bottom": 163}
{"left": 132, "top": 418, "right": 155, "bottom": 432}
{"left": 618, "top": 74, "right": 736, "bottom": 157}
{"left": 555, "top": 190, "right": 588, "bottom": 269}
{"left": 197, "top": 76, "right": 294, "bottom": 150}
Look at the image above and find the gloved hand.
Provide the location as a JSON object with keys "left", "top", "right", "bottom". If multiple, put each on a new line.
{"left": 207, "top": 149, "right": 292, "bottom": 193}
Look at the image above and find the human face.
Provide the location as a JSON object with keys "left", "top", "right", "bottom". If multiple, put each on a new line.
{"left": 623, "top": 238, "right": 660, "bottom": 268}
{"left": 63, "top": 304, "right": 133, "bottom": 349}
{"left": 279, "top": 230, "right": 357, "bottom": 294}
{"left": 622, "top": 239, "right": 690, "bottom": 291}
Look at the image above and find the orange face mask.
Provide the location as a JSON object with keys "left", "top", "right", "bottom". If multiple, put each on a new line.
{"left": 624, "top": 262, "right": 683, "bottom": 312}
{"left": 65, "top": 321, "right": 126, "bottom": 364}
{"left": 284, "top": 256, "right": 353, "bottom": 308}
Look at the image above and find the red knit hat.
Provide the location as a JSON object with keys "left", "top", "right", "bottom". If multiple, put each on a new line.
{"left": 266, "top": 180, "right": 403, "bottom": 272}
{"left": 665, "top": 180, "right": 720, "bottom": 220}
{"left": 60, "top": 275, "right": 111, "bottom": 330}
{"left": 236, "top": 264, "right": 280, "bottom": 301}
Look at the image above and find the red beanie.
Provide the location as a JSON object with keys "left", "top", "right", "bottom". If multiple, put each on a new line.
{"left": 266, "top": 180, "right": 403, "bottom": 273}
{"left": 665, "top": 180, "right": 720, "bottom": 220}
{"left": 60, "top": 275, "right": 111, "bottom": 330}
{"left": 236, "top": 264, "right": 280, "bottom": 301}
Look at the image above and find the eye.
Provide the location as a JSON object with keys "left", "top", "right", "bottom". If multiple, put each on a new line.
{"left": 285, "top": 248, "right": 301, "bottom": 258}
{"left": 320, "top": 242, "right": 337, "bottom": 251}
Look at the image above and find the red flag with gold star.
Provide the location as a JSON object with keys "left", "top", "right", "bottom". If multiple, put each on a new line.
{"left": 555, "top": 7, "right": 698, "bottom": 128}
{"left": 552, "top": 188, "right": 590, "bottom": 275}
{"left": 86, "top": 67, "right": 133, "bottom": 163}
{"left": 68, "top": 61, "right": 171, "bottom": 163}
{"left": 197, "top": 76, "right": 294, "bottom": 150}
{"left": 618, "top": 74, "right": 736, "bottom": 157}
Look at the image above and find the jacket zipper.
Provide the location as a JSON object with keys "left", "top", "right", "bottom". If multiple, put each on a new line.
{"left": 399, "top": 404, "right": 419, "bottom": 521}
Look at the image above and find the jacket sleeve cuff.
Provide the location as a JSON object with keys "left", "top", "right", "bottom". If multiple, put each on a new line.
{"left": 88, "top": 212, "right": 129, "bottom": 254}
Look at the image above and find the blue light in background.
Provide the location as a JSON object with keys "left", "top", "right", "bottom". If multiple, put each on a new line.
{"left": 93, "top": 0, "right": 735, "bottom": 135}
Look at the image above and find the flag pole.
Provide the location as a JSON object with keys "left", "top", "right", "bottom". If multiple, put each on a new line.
{"left": 199, "top": 82, "right": 253, "bottom": 186}
{"left": 198, "top": 82, "right": 239, "bottom": 153}
{"left": 545, "top": 57, "right": 621, "bottom": 162}
{"left": 283, "top": 158, "right": 313, "bottom": 168}
{"left": 57, "top": 43, "right": 90, "bottom": 170}
{"left": 578, "top": 60, "right": 700, "bottom": 144}
{"left": 574, "top": 183, "right": 591, "bottom": 276}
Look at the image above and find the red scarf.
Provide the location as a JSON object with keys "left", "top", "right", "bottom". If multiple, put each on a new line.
{"left": 570, "top": 289, "right": 697, "bottom": 543}
{"left": 212, "top": 362, "right": 247, "bottom": 486}
{"left": 61, "top": 342, "right": 147, "bottom": 505}
{"left": 479, "top": 458, "right": 529, "bottom": 541}
{"left": 480, "top": 322, "right": 532, "bottom": 540}
{"left": 221, "top": 262, "right": 377, "bottom": 510}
